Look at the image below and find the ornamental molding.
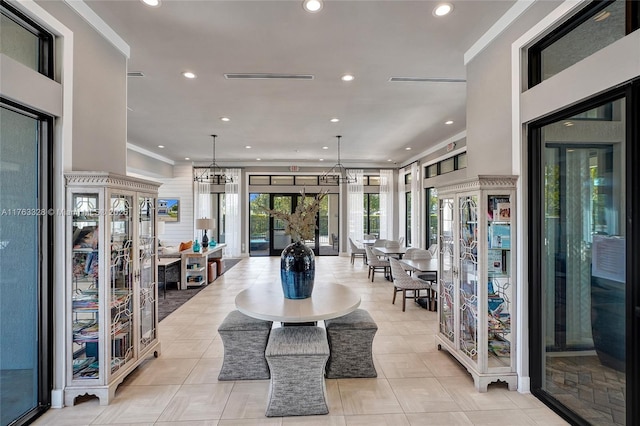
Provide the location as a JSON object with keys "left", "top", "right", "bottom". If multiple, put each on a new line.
{"left": 438, "top": 175, "right": 518, "bottom": 194}
{"left": 65, "top": 172, "right": 160, "bottom": 192}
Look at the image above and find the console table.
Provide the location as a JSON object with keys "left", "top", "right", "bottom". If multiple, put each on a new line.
{"left": 180, "top": 243, "right": 226, "bottom": 289}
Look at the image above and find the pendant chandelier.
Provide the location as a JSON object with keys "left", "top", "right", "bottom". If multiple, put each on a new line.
{"left": 194, "top": 134, "right": 233, "bottom": 184}
{"left": 320, "top": 135, "right": 357, "bottom": 184}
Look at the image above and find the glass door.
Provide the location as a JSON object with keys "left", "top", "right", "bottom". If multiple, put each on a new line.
{"left": 438, "top": 197, "right": 455, "bottom": 343}
{"left": 270, "top": 195, "right": 294, "bottom": 256}
{"left": 109, "top": 194, "right": 134, "bottom": 377}
{"left": 530, "top": 93, "right": 632, "bottom": 425}
{"left": 0, "top": 104, "right": 51, "bottom": 425}
{"left": 458, "top": 194, "right": 479, "bottom": 365}
{"left": 137, "top": 195, "right": 156, "bottom": 352}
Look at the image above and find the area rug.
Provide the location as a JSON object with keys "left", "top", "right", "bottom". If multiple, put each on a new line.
{"left": 159, "top": 258, "right": 242, "bottom": 322}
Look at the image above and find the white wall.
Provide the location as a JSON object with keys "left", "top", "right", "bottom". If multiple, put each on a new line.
{"left": 156, "top": 163, "right": 195, "bottom": 246}
{"left": 37, "top": 0, "right": 128, "bottom": 175}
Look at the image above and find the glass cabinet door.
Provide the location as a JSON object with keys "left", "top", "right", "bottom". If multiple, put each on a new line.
{"left": 109, "top": 194, "right": 134, "bottom": 375}
{"left": 70, "top": 193, "right": 101, "bottom": 381}
{"left": 458, "top": 194, "right": 478, "bottom": 363}
{"left": 438, "top": 197, "right": 455, "bottom": 343}
{"left": 138, "top": 195, "right": 157, "bottom": 351}
{"left": 487, "top": 194, "right": 512, "bottom": 368}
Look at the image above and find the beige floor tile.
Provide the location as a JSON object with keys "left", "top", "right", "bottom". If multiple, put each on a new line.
{"left": 218, "top": 419, "right": 282, "bottom": 425}
{"left": 221, "top": 381, "right": 271, "bottom": 419}
{"left": 521, "top": 408, "right": 571, "bottom": 425}
{"left": 124, "top": 357, "right": 198, "bottom": 386}
{"left": 160, "top": 339, "right": 214, "bottom": 359}
{"left": 282, "top": 415, "right": 347, "bottom": 425}
{"left": 344, "top": 413, "right": 410, "bottom": 425}
{"left": 405, "top": 411, "right": 473, "bottom": 425}
{"left": 375, "top": 353, "right": 433, "bottom": 379}
{"left": 155, "top": 421, "right": 219, "bottom": 425}
{"left": 460, "top": 409, "right": 537, "bottom": 425}
{"left": 326, "top": 379, "right": 345, "bottom": 415}
{"left": 156, "top": 383, "right": 235, "bottom": 422}
{"left": 387, "top": 378, "right": 461, "bottom": 413}
{"left": 372, "top": 335, "right": 414, "bottom": 355}
{"left": 92, "top": 385, "right": 181, "bottom": 424}
{"left": 31, "top": 398, "right": 106, "bottom": 425}
{"left": 183, "top": 357, "right": 224, "bottom": 384}
{"left": 337, "top": 379, "right": 404, "bottom": 415}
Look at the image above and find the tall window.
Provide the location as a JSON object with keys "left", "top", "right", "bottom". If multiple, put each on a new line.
{"left": 529, "top": 0, "right": 639, "bottom": 87}
{"left": 405, "top": 192, "right": 412, "bottom": 246}
{"left": 363, "top": 194, "right": 380, "bottom": 237}
{"left": 425, "top": 188, "right": 438, "bottom": 248}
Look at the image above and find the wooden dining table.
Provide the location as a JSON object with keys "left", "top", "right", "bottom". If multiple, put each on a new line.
{"left": 374, "top": 246, "right": 409, "bottom": 259}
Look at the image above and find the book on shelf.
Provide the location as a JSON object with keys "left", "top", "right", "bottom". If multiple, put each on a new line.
{"left": 489, "top": 224, "right": 510, "bottom": 249}
{"left": 488, "top": 251, "right": 503, "bottom": 274}
{"left": 497, "top": 203, "right": 511, "bottom": 220}
{"left": 488, "top": 196, "right": 510, "bottom": 220}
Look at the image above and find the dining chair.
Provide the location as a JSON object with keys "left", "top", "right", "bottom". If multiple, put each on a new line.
{"left": 389, "top": 258, "right": 432, "bottom": 312}
{"left": 371, "top": 238, "right": 387, "bottom": 258}
{"left": 365, "top": 246, "right": 390, "bottom": 282}
{"left": 348, "top": 237, "right": 366, "bottom": 265}
{"left": 400, "top": 247, "right": 431, "bottom": 275}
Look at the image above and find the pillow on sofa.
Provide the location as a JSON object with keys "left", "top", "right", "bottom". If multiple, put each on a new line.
{"left": 179, "top": 241, "right": 193, "bottom": 252}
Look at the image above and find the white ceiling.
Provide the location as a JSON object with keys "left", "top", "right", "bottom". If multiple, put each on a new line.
{"left": 85, "top": 0, "right": 517, "bottom": 168}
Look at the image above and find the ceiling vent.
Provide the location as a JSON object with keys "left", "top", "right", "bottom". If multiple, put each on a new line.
{"left": 127, "top": 71, "right": 145, "bottom": 77}
{"left": 224, "top": 73, "right": 314, "bottom": 80}
{"left": 389, "top": 77, "right": 466, "bottom": 83}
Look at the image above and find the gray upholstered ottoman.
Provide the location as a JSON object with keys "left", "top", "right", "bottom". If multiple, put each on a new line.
{"left": 324, "top": 309, "right": 378, "bottom": 378}
{"left": 265, "top": 326, "right": 330, "bottom": 417}
{"left": 218, "top": 310, "right": 273, "bottom": 380}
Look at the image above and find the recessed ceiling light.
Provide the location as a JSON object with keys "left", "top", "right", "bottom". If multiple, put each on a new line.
{"left": 445, "top": 120, "right": 454, "bottom": 125}
{"left": 330, "top": 118, "right": 340, "bottom": 123}
{"left": 141, "top": 0, "right": 160, "bottom": 7}
{"left": 387, "top": 159, "right": 393, "bottom": 162}
{"left": 405, "top": 147, "right": 412, "bottom": 151}
{"left": 158, "top": 145, "right": 165, "bottom": 148}
{"left": 182, "top": 71, "right": 197, "bottom": 79}
{"left": 245, "top": 145, "right": 252, "bottom": 149}
{"left": 303, "top": 0, "right": 323, "bottom": 13}
{"left": 256, "top": 158, "right": 261, "bottom": 161}
{"left": 341, "top": 74, "right": 355, "bottom": 82}
{"left": 593, "top": 10, "right": 611, "bottom": 22}
{"left": 564, "top": 121, "right": 574, "bottom": 127}
{"left": 319, "top": 158, "right": 324, "bottom": 161}
{"left": 185, "top": 157, "right": 190, "bottom": 160}
{"left": 220, "top": 117, "right": 230, "bottom": 122}
{"left": 322, "top": 146, "right": 329, "bottom": 150}
{"left": 433, "top": 3, "right": 453, "bottom": 17}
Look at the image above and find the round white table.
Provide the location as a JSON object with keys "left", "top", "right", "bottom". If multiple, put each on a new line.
{"left": 235, "top": 283, "right": 361, "bottom": 322}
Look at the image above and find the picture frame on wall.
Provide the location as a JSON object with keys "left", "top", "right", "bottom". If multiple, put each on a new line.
{"left": 158, "top": 198, "right": 180, "bottom": 222}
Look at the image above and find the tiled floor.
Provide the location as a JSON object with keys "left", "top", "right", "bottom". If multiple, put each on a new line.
{"left": 36, "top": 256, "right": 569, "bottom": 425}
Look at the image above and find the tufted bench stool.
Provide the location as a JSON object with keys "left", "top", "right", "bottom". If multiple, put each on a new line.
{"left": 324, "top": 309, "right": 378, "bottom": 378}
{"left": 265, "top": 326, "right": 330, "bottom": 417}
{"left": 217, "top": 310, "right": 273, "bottom": 380}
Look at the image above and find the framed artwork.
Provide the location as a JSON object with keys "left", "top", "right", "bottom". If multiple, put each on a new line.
{"left": 158, "top": 198, "right": 180, "bottom": 222}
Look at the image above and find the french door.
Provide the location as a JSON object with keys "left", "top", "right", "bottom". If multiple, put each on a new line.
{"left": 269, "top": 194, "right": 319, "bottom": 256}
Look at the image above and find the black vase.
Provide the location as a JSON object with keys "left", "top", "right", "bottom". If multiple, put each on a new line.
{"left": 280, "top": 240, "right": 315, "bottom": 299}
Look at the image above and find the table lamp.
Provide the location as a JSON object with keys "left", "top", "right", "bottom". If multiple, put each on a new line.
{"left": 196, "top": 218, "right": 216, "bottom": 249}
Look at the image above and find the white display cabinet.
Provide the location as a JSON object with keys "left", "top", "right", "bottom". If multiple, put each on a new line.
{"left": 436, "top": 176, "right": 517, "bottom": 392}
{"left": 65, "top": 172, "right": 161, "bottom": 405}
